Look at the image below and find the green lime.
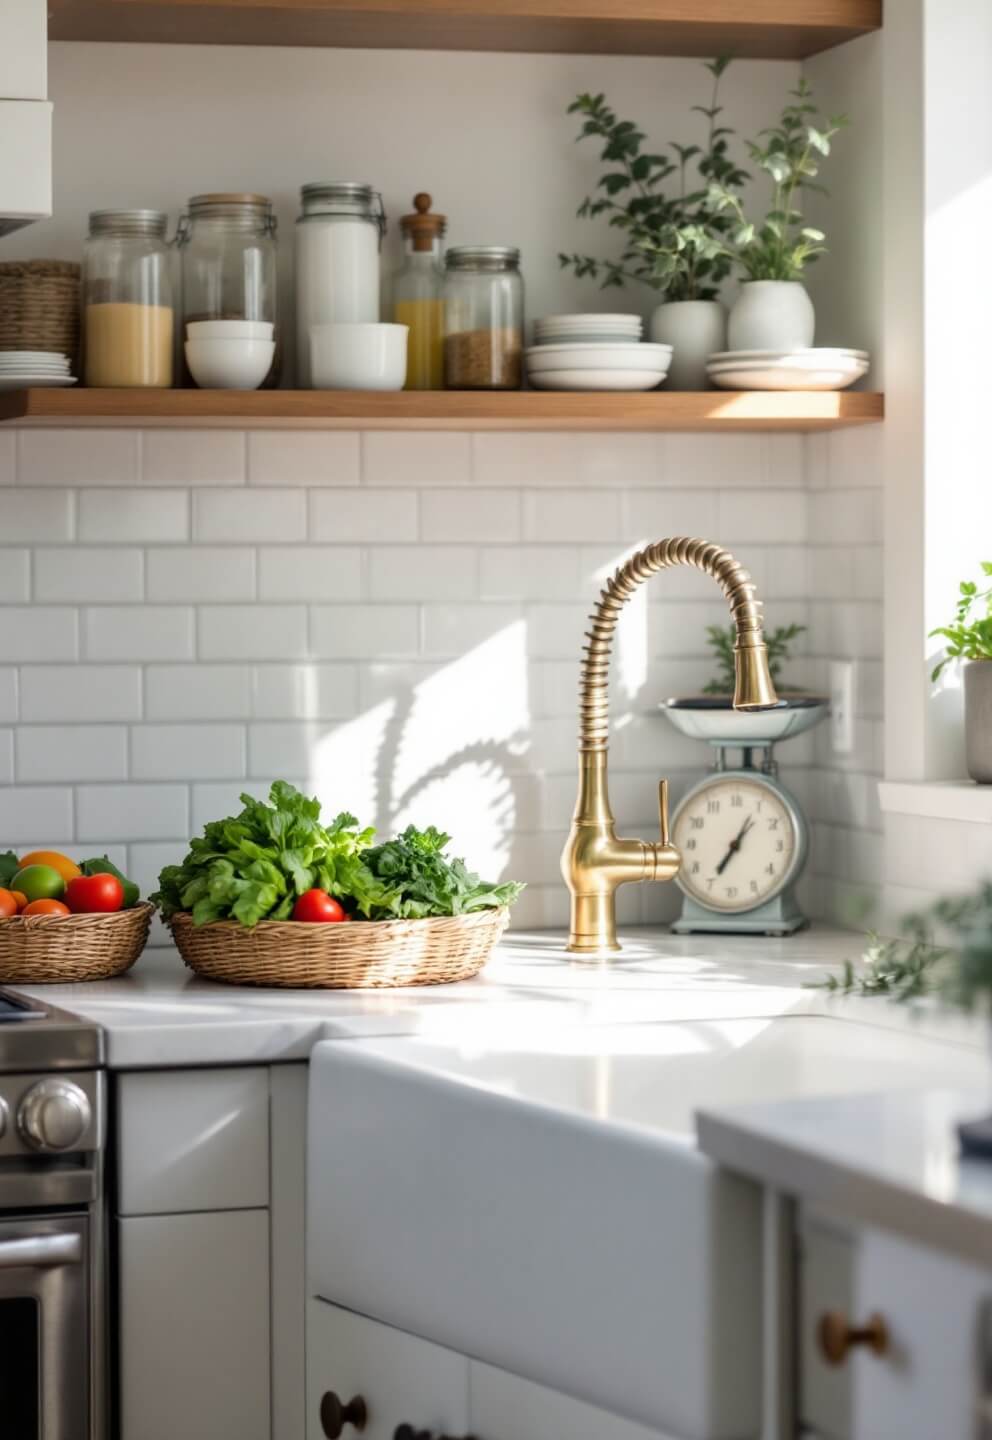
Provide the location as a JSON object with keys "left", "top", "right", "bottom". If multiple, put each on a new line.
{"left": 12, "top": 864, "right": 65, "bottom": 903}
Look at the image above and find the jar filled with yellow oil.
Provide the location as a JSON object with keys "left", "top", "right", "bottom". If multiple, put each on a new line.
{"left": 393, "top": 193, "right": 446, "bottom": 390}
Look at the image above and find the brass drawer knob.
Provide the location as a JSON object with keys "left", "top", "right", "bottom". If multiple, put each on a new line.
{"left": 818, "top": 1310, "right": 889, "bottom": 1366}
{"left": 320, "top": 1392, "right": 368, "bottom": 1437}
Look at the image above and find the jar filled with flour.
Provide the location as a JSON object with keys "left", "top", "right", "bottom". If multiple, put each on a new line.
{"left": 295, "top": 182, "right": 386, "bottom": 387}
{"left": 82, "top": 210, "right": 174, "bottom": 387}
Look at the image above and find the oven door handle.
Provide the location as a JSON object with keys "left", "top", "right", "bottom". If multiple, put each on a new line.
{"left": 0, "top": 1233, "right": 82, "bottom": 1269}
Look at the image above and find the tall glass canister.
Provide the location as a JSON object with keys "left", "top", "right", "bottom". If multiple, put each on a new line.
{"left": 392, "top": 193, "right": 446, "bottom": 391}
{"left": 82, "top": 209, "right": 174, "bottom": 388}
{"left": 176, "top": 193, "right": 279, "bottom": 386}
{"left": 443, "top": 246, "right": 523, "bottom": 390}
{"left": 295, "top": 182, "right": 386, "bottom": 387}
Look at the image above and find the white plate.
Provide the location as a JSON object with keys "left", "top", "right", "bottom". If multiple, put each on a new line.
{"left": 537, "top": 313, "right": 641, "bottom": 327}
{"left": 0, "top": 375, "right": 78, "bottom": 389}
{"left": 527, "top": 341, "right": 671, "bottom": 364}
{"left": 708, "top": 347, "right": 869, "bottom": 363}
{"left": 707, "top": 363, "right": 866, "bottom": 391}
{"left": 0, "top": 351, "right": 70, "bottom": 363}
{"left": 528, "top": 367, "right": 667, "bottom": 392}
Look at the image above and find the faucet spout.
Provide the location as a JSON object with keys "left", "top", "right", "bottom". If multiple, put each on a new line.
{"left": 561, "top": 537, "right": 778, "bottom": 954}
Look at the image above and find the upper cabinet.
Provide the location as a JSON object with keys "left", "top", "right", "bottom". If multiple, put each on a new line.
{"left": 47, "top": 0, "right": 882, "bottom": 58}
{"left": 0, "top": 0, "right": 51, "bottom": 235}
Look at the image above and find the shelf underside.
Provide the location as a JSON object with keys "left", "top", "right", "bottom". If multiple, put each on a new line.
{"left": 48, "top": 0, "right": 882, "bottom": 58}
{"left": 0, "top": 389, "right": 884, "bottom": 431}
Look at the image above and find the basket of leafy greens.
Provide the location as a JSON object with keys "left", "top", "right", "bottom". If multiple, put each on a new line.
{"left": 151, "top": 782, "right": 524, "bottom": 988}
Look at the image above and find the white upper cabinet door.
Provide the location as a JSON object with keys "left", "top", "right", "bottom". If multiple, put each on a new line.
{"left": 0, "top": 100, "right": 51, "bottom": 233}
{"left": 470, "top": 1360, "right": 676, "bottom": 1440}
{"left": 307, "top": 1300, "right": 469, "bottom": 1440}
{"left": 0, "top": 0, "right": 46, "bottom": 99}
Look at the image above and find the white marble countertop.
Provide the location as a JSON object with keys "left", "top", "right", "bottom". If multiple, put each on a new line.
{"left": 9, "top": 924, "right": 988, "bottom": 1070}
{"left": 697, "top": 1087, "right": 992, "bottom": 1267}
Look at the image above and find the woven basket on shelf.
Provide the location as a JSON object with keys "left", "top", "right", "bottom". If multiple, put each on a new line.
{"left": 168, "top": 905, "right": 509, "bottom": 989}
{"left": 0, "top": 902, "right": 153, "bottom": 984}
{"left": 0, "top": 260, "right": 81, "bottom": 360}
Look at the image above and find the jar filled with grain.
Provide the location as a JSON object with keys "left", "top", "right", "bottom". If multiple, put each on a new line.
{"left": 443, "top": 245, "right": 523, "bottom": 390}
{"left": 82, "top": 210, "right": 174, "bottom": 388}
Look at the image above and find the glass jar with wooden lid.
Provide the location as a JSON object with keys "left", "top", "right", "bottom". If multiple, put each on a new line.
{"left": 443, "top": 245, "right": 523, "bottom": 390}
{"left": 392, "top": 193, "right": 446, "bottom": 390}
{"left": 82, "top": 209, "right": 174, "bottom": 388}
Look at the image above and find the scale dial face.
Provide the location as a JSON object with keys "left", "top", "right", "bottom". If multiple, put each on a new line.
{"left": 672, "top": 773, "right": 800, "bottom": 913}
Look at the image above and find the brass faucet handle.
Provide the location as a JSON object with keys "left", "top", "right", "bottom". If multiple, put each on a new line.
{"left": 658, "top": 779, "right": 671, "bottom": 848}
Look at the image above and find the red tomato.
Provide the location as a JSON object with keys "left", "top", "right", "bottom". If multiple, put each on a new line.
{"left": 22, "top": 899, "right": 71, "bottom": 917}
{"left": 66, "top": 873, "right": 124, "bottom": 914}
{"left": 292, "top": 889, "right": 346, "bottom": 923}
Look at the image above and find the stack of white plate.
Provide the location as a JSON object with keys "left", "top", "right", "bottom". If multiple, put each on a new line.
{"left": 706, "top": 348, "right": 869, "bottom": 391}
{"left": 534, "top": 313, "right": 642, "bottom": 346}
{"left": 0, "top": 351, "right": 76, "bottom": 390}
{"left": 526, "top": 340, "right": 671, "bottom": 392}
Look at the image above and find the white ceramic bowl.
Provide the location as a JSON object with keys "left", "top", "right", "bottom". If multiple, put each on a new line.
{"left": 311, "top": 323, "right": 408, "bottom": 391}
{"left": 529, "top": 367, "right": 667, "bottom": 392}
{"left": 526, "top": 342, "right": 671, "bottom": 372}
{"left": 187, "top": 319, "right": 275, "bottom": 340}
{"left": 185, "top": 337, "right": 276, "bottom": 390}
{"left": 537, "top": 313, "right": 642, "bottom": 329}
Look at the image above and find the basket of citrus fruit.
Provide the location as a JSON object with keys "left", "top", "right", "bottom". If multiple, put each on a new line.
{"left": 0, "top": 849, "right": 151, "bottom": 983}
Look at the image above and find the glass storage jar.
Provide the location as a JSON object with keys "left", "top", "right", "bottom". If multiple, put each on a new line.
{"left": 176, "top": 193, "right": 278, "bottom": 385}
{"left": 392, "top": 192, "right": 446, "bottom": 391}
{"left": 295, "top": 182, "right": 386, "bottom": 387}
{"left": 82, "top": 209, "right": 174, "bottom": 388}
{"left": 443, "top": 245, "right": 523, "bottom": 390}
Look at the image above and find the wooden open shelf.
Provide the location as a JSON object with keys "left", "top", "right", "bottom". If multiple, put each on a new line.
{"left": 0, "top": 388, "right": 883, "bottom": 431}
{"left": 48, "top": 0, "right": 882, "bottom": 58}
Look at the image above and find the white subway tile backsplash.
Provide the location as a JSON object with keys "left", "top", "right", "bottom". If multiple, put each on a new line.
{"left": 16, "top": 725, "right": 128, "bottom": 782}
{"left": 190, "top": 780, "right": 274, "bottom": 833}
{"left": 193, "top": 488, "right": 306, "bottom": 543}
{"left": 247, "top": 722, "right": 321, "bottom": 778}
{"left": 0, "top": 670, "right": 16, "bottom": 723}
{"left": 310, "top": 489, "right": 418, "bottom": 543}
{"left": 257, "top": 546, "right": 362, "bottom": 601}
{"left": 421, "top": 604, "right": 522, "bottom": 657}
{"left": 664, "top": 434, "right": 770, "bottom": 488}
{"left": 621, "top": 488, "right": 719, "bottom": 540}
{"left": 84, "top": 606, "right": 194, "bottom": 662}
{"left": 310, "top": 604, "right": 419, "bottom": 659}
{"left": 479, "top": 546, "right": 580, "bottom": 600}
{"left": 142, "top": 430, "right": 246, "bottom": 487}
{"left": 523, "top": 490, "right": 621, "bottom": 544}
{"left": 0, "top": 786, "right": 73, "bottom": 845}
{"left": 20, "top": 666, "right": 142, "bottom": 723}
{"left": 0, "top": 730, "right": 11, "bottom": 784}
{"left": 131, "top": 723, "right": 246, "bottom": 780}
{"left": 146, "top": 547, "right": 255, "bottom": 602}
{"left": 809, "top": 489, "right": 883, "bottom": 545}
{"left": 18, "top": 430, "right": 139, "bottom": 487}
{"left": 127, "top": 841, "right": 187, "bottom": 904}
{"left": 718, "top": 489, "right": 806, "bottom": 543}
{"left": 368, "top": 547, "right": 476, "bottom": 600}
{"left": 251, "top": 664, "right": 359, "bottom": 719}
{"left": 79, "top": 489, "right": 189, "bottom": 543}
{"left": 34, "top": 547, "right": 142, "bottom": 602}
{"left": 199, "top": 605, "right": 308, "bottom": 661}
{"left": 249, "top": 431, "right": 360, "bottom": 486}
{"left": 0, "top": 550, "right": 29, "bottom": 602}
{"left": 0, "top": 489, "right": 73, "bottom": 542}
{"left": 364, "top": 432, "right": 471, "bottom": 487}
{"left": 473, "top": 433, "right": 577, "bottom": 488}
{"left": 763, "top": 545, "right": 809, "bottom": 600}
{"left": 145, "top": 665, "right": 253, "bottom": 721}
{"left": 421, "top": 489, "right": 521, "bottom": 543}
{"left": 76, "top": 783, "right": 188, "bottom": 842}
{"left": 0, "top": 609, "right": 78, "bottom": 663}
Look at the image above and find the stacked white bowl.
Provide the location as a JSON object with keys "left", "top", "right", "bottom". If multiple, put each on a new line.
{"left": 185, "top": 320, "right": 275, "bottom": 390}
{"left": 527, "top": 313, "right": 671, "bottom": 392}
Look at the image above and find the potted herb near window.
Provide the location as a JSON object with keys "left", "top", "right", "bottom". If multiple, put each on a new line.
{"left": 931, "top": 564, "right": 992, "bottom": 783}
{"left": 559, "top": 58, "right": 747, "bottom": 390}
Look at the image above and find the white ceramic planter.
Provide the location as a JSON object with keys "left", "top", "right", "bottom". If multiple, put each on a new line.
{"left": 649, "top": 299, "right": 726, "bottom": 390}
{"left": 964, "top": 660, "right": 992, "bottom": 783}
{"left": 727, "top": 281, "right": 815, "bottom": 352}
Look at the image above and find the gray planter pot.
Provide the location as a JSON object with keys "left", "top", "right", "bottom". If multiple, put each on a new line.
{"left": 964, "top": 660, "right": 992, "bottom": 782}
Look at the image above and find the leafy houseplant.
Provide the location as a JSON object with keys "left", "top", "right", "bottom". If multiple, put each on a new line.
{"left": 930, "top": 564, "right": 992, "bottom": 783}
{"left": 703, "top": 622, "right": 806, "bottom": 697}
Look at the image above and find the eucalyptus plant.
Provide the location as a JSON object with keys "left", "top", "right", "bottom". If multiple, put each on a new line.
{"left": 558, "top": 57, "right": 748, "bottom": 302}
{"left": 930, "top": 563, "right": 992, "bottom": 681}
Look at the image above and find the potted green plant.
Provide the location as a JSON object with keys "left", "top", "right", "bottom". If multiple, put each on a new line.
{"left": 559, "top": 58, "right": 747, "bottom": 389}
{"left": 931, "top": 564, "right": 992, "bottom": 783}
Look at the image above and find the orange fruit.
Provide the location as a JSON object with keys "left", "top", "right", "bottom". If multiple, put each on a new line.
{"left": 21, "top": 899, "right": 71, "bottom": 918}
{"left": 10, "top": 891, "right": 26, "bottom": 912}
{"left": 18, "top": 850, "right": 81, "bottom": 885}
{"left": 0, "top": 890, "right": 17, "bottom": 919}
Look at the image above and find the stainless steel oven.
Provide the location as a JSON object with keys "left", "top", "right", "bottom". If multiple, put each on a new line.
{"left": 0, "top": 991, "right": 106, "bottom": 1440}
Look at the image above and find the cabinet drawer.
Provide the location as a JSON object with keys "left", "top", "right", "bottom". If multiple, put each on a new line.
{"left": 307, "top": 1300, "right": 469, "bottom": 1440}
{"left": 0, "top": 0, "right": 46, "bottom": 100}
{"left": 470, "top": 1360, "right": 673, "bottom": 1440}
{"left": 116, "top": 1067, "right": 269, "bottom": 1215}
{"left": 799, "top": 1217, "right": 857, "bottom": 1440}
{"left": 118, "top": 1210, "right": 270, "bottom": 1440}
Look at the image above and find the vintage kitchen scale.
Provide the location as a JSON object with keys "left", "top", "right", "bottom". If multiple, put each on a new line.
{"left": 660, "top": 697, "right": 829, "bottom": 936}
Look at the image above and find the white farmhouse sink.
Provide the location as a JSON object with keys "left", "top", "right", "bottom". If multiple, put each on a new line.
{"left": 308, "top": 1013, "right": 988, "bottom": 1439}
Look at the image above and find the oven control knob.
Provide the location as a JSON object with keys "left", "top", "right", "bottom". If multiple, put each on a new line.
{"left": 18, "top": 1080, "right": 92, "bottom": 1151}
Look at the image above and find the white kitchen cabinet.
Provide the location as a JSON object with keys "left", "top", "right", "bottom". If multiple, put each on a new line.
{"left": 800, "top": 1213, "right": 992, "bottom": 1440}
{"left": 307, "top": 1299, "right": 470, "bottom": 1440}
{"left": 118, "top": 1209, "right": 270, "bottom": 1440}
{"left": 0, "top": 100, "right": 52, "bottom": 234}
{"left": 116, "top": 1066, "right": 269, "bottom": 1215}
{"left": 469, "top": 1360, "right": 676, "bottom": 1440}
{"left": 0, "top": 0, "right": 46, "bottom": 99}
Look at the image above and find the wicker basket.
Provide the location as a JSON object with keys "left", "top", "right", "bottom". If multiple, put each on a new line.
{"left": 0, "top": 902, "right": 153, "bottom": 984}
{"left": 168, "top": 906, "right": 509, "bottom": 988}
{"left": 0, "top": 260, "right": 81, "bottom": 361}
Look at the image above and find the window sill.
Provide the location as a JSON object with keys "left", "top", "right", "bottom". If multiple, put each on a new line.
{"left": 878, "top": 779, "right": 992, "bottom": 824}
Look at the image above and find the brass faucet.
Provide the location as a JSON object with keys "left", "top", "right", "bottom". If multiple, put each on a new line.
{"left": 561, "top": 537, "right": 779, "bottom": 953}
